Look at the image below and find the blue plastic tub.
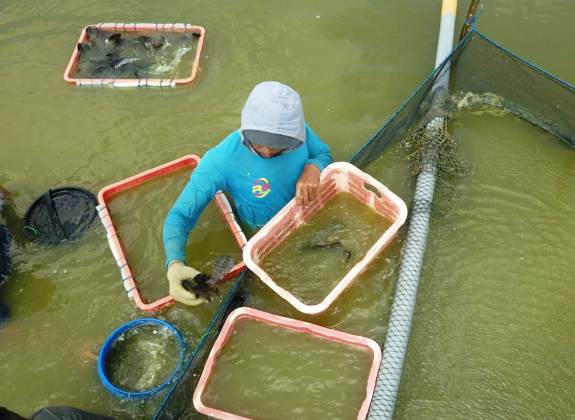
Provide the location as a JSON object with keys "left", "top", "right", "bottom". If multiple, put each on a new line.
{"left": 98, "top": 318, "right": 186, "bottom": 399}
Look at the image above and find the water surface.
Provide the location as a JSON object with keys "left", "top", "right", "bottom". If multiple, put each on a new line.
{"left": 0, "top": 0, "right": 573, "bottom": 418}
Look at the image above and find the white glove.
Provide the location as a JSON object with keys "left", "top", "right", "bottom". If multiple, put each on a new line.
{"left": 167, "top": 261, "right": 207, "bottom": 306}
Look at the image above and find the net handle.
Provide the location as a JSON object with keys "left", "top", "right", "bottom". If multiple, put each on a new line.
{"left": 43, "top": 190, "right": 67, "bottom": 240}
{"left": 459, "top": 0, "right": 482, "bottom": 40}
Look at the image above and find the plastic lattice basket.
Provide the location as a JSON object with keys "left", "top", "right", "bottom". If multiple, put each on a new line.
{"left": 97, "top": 155, "right": 247, "bottom": 312}
{"left": 243, "top": 162, "right": 408, "bottom": 315}
{"left": 192, "top": 307, "right": 382, "bottom": 420}
{"left": 64, "top": 23, "right": 205, "bottom": 87}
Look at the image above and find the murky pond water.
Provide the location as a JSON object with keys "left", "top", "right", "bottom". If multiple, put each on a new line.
{"left": 0, "top": 0, "right": 573, "bottom": 418}
{"left": 391, "top": 111, "right": 575, "bottom": 419}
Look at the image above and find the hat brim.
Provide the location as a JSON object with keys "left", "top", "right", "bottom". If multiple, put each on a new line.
{"left": 243, "top": 130, "right": 301, "bottom": 151}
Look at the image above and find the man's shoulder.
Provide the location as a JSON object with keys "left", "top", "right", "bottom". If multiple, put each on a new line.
{"left": 207, "top": 130, "right": 242, "bottom": 160}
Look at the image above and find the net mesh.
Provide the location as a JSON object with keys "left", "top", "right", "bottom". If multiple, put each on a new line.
{"left": 153, "top": 29, "right": 574, "bottom": 420}
{"left": 351, "top": 30, "right": 574, "bottom": 170}
{"left": 23, "top": 187, "right": 98, "bottom": 244}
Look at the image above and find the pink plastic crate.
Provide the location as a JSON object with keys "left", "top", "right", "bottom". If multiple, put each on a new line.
{"left": 243, "top": 162, "right": 408, "bottom": 315}
{"left": 64, "top": 23, "right": 205, "bottom": 87}
{"left": 97, "top": 155, "right": 247, "bottom": 312}
{"left": 193, "top": 307, "right": 382, "bottom": 420}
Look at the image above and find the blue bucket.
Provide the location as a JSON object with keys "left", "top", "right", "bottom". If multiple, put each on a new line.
{"left": 98, "top": 318, "right": 186, "bottom": 399}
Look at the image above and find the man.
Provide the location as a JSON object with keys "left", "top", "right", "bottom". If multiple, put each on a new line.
{"left": 163, "top": 81, "right": 333, "bottom": 305}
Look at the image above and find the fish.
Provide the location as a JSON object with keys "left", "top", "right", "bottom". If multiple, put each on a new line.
{"left": 136, "top": 35, "right": 167, "bottom": 49}
{"left": 300, "top": 241, "right": 352, "bottom": 261}
{"left": 106, "top": 33, "right": 123, "bottom": 46}
{"left": 180, "top": 255, "right": 235, "bottom": 302}
{"left": 77, "top": 42, "right": 91, "bottom": 54}
{"left": 84, "top": 26, "right": 108, "bottom": 49}
{"left": 181, "top": 273, "right": 218, "bottom": 302}
{"left": 150, "top": 45, "right": 191, "bottom": 73}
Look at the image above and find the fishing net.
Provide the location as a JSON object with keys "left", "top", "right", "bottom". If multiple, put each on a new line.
{"left": 23, "top": 187, "right": 98, "bottom": 244}
{"left": 351, "top": 29, "right": 574, "bottom": 171}
{"left": 153, "top": 271, "right": 248, "bottom": 420}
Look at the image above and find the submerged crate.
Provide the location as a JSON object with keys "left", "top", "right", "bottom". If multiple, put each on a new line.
{"left": 64, "top": 23, "right": 205, "bottom": 87}
{"left": 243, "top": 162, "right": 407, "bottom": 315}
{"left": 97, "top": 155, "right": 246, "bottom": 312}
{"left": 193, "top": 307, "right": 382, "bottom": 420}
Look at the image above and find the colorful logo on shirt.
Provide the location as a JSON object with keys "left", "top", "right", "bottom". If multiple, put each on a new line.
{"left": 252, "top": 178, "right": 271, "bottom": 198}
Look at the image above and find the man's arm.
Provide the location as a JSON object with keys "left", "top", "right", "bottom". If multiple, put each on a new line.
{"left": 162, "top": 152, "right": 226, "bottom": 267}
{"left": 163, "top": 152, "right": 227, "bottom": 305}
{"left": 304, "top": 124, "right": 333, "bottom": 171}
{"left": 296, "top": 125, "right": 333, "bottom": 205}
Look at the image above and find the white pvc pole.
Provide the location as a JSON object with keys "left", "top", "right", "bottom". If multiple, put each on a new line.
{"left": 367, "top": 1, "right": 458, "bottom": 419}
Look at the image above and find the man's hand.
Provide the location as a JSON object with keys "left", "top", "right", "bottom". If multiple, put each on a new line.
{"left": 167, "top": 261, "right": 207, "bottom": 306}
{"left": 296, "top": 164, "right": 321, "bottom": 206}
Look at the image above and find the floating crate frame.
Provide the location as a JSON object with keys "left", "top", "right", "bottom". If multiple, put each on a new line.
{"left": 243, "top": 162, "right": 408, "bottom": 315}
{"left": 193, "top": 307, "right": 382, "bottom": 420}
{"left": 97, "top": 155, "right": 247, "bottom": 312}
{"left": 64, "top": 23, "right": 206, "bottom": 87}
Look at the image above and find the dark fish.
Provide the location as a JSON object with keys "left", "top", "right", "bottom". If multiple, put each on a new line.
{"left": 181, "top": 273, "right": 219, "bottom": 302}
{"left": 85, "top": 26, "right": 100, "bottom": 39}
{"left": 81, "top": 26, "right": 113, "bottom": 53}
{"left": 137, "top": 35, "right": 166, "bottom": 49}
{"left": 301, "top": 241, "right": 352, "bottom": 261}
{"left": 151, "top": 35, "right": 166, "bottom": 49}
{"left": 180, "top": 255, "right": 235, "bottom": 302}
{"left": 106, "top": 33, "right": 123, "bottom": 46}
{"left": 89, "top": 52, "right": 122, "bottom": 66}
{"left": 77, "top": 42, "right": 91, "bottom": 54}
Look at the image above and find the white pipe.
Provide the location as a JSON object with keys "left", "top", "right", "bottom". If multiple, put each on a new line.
{"left": 368, "top": 1, "right": 457, "bottom": 419}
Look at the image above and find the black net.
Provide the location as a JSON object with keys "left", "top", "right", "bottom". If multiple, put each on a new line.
{"left": 153, "top": 271, "right": 248, "bottom": 420}
{"left": 23, "top": 187, "right": 98, "bottom": 244}
{"left": 351, "top": 30, "right": 574, "bottom": 169}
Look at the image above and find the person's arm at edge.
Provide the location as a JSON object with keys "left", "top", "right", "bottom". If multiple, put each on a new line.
{"left": 295, "top": 125, "right": 333, "bottom": 206}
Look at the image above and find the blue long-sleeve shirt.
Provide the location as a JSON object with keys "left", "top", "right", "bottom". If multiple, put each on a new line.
{"left": 163, "top": 125, "right": 332, "bottom": 266}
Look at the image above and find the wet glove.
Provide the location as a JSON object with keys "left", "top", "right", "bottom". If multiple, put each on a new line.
{"left": 167, "top": 261, "right": 207, "bottom": 306}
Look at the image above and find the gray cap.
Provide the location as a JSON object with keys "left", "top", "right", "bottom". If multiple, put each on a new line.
{"left": 243, "top": 129, "right": 301, "bottom": 151}
{"left": 240, "top": 81, "right": 306, "bottom": 151}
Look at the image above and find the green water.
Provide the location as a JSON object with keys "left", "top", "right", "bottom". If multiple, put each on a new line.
{"left": 0, "top": 0, "right": 573, "bottom": 418}
{"left": 202, "top": 319, "right": 373, "bottom": 420}
{"left": 392, "top": 112, "right": 575, "bottom": 419}
{"left": 260, "top": 193, "right": 391, "bottom": 305}
{"left": 106, "top": 325, "right": 180, "bottom": 392}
